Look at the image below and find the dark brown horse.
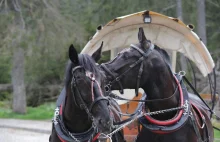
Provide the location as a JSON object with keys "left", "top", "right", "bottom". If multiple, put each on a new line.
{"left": 100, "top": 28, "right": 214, "bottom": 142}
{"left": 49, "top": 44, "right": 124, "bottom": 142}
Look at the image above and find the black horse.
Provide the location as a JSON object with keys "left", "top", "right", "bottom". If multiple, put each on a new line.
{"left": 100, "top": 28, "right": 214, "bottom": 142}
{"left": 49, "top": 44, "right": 124, "bottom": 142}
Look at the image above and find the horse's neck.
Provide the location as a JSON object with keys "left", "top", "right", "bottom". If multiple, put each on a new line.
{"left": 63, "top": 87, "right": 92, "bottom": 133}
{"left": 142, "top": 63, "right": 179, "bottom": 119}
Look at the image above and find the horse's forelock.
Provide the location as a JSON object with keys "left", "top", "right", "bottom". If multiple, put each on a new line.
{"left": 78, "top": 54, "right": 101, "bottom": 77}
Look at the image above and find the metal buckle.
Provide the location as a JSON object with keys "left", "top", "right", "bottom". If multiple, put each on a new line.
{"left": 201, "top": 116, "right": 206, "bottom": 129}
{"left": 105, "top": 84, "right": 111, "bottom": 92}
{"left": 116, "top": 77, "right": 120, "bottom": 81}
{"left": 80, "top": 104, "right": 86, "bottom": 109}
{"left": 183, "top": 100, "right": 189, "bottom": 115}
{"left": 92, "top": 122, "right": 96, "bottom": 128}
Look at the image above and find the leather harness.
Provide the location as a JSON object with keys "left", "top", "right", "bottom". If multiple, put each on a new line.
{"left": 52, "top": 66, "right": 109, "bottom": 142}
{"left": 101, "top": 43, "right": 210, "bottom": 142}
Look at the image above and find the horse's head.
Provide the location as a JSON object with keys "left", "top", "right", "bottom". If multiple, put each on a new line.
{"left": 67, "top": 44, "right": 113, "bottom": 133}
{"left": 101, "top": 27, "right": 172, "bottom": 96}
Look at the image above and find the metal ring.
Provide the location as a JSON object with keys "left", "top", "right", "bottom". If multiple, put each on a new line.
{"left": 179, "top": 71, "right": 186, "bottom": 76}
{"left": 105, "top": 84, "right": 111, "bottom": 92}
{"left": 116, "top": 77, "right": 120, "bottom": 81}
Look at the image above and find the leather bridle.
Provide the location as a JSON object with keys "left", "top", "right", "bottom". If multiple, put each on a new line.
{"left": 70, "top": 65, "right": 109, "bottom": 125}
{"left": 101, "top": 42, "right": 155, "bottom": 96}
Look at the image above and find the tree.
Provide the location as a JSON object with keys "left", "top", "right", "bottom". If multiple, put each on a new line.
{"left": 176, "top": 0, "right": 188, "bottom": 73}
{"left": 0, "top": 0, "right": 86, "bottom": 107}
{"left": 8, "top": 0, "right": 27, "bottom": 114}
{"left": 197, "top": 0, "right": 207, "bottom": 45}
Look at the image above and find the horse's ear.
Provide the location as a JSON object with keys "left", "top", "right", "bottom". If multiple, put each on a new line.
{"left": 69, "top": 44, "right": 79, "bottom": 64}
{"left": 138, "top": 27, "right": 147, "bottom": 44}
{"left": 92, "top": 41, "right": 103, "bottom": 62}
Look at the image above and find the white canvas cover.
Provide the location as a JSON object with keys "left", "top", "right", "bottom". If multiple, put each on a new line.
{"left": 81, "top": 10, "right": 215, "bottom": 77}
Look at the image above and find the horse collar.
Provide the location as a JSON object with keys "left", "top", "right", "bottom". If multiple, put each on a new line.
{"left": 139, "top": 74, "right": 191, "bottom": 134}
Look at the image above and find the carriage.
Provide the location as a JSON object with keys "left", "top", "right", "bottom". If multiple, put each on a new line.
{"left": 81, "top": 10, "right": 216, "bottom": 141}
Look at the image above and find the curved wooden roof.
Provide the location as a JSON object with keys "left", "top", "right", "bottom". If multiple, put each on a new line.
{"left": 81, "top": 10, "right": 214, "bottom": 77}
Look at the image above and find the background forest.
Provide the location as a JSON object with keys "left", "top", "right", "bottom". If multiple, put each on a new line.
{"left": 0, "top": 0, "right": 219, "bottom": 114}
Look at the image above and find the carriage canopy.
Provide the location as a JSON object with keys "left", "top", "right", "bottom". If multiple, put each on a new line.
{"left": 81, "top": 10, "right": 214, "bottom": 77}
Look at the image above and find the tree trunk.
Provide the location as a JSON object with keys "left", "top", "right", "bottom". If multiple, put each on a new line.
{"left": 11, "top": 0, "right": 26, "bottom": 114}
{"left": 12, "top": 47, "right": 26, "bottom": 114}
{"left": 197, "top": 0, "right": 207, "bottom": 45}
{"left": 176, "top": 0, "right": 182, "bottom": 20}
{"left": 176, "top": 0, "right": 188, "bottom": 72}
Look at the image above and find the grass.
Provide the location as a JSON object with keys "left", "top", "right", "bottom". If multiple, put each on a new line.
{"left": 0, "top": 102, "right": 55, "bottom": 120}
{"left": 215, "top": 129, "right": 220, "bottom": 141}
{"left": 213, "top": 119, "right": 220, "bottom": 141}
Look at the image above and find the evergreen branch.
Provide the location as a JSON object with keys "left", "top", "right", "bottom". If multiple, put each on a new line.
{"left": 207, "top": 0, "right": 220, "bottom": 8}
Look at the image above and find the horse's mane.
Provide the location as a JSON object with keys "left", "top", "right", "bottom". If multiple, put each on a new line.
{"left": 65, "top": 54, "right": 103, "bottom": 87}
{"left": 154, "top": 45, "right": 171, "bottom": 67}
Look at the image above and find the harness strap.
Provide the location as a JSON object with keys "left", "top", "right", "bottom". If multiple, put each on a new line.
{"left": 89, "top": 97, "right": 109, "bottom": 112}
{"left": 136, "top": 62, "right": 144, "bottom": 97}
{"left": 203, "top": 121, "right": 210, "bottom": 142}
{"left": 113, "top": 94, "right": 146, "bottom": 125}
{"left": 183, "top": 76, "right": 213, "bottom": 114}
{"left": 109, "top": 92, "right": 148, "bottom": 102}
{"left": 101, "top": 64, "right": 124, "bottom": 94}
{"left": 101, "top": 63, "right": 116, "bottom": 78}
{"left": 144, "top": 75, "right": 184, "bottom": 126}
{"left": 189, "top": 112, "right": 203, "bottom": 142}
{"left": 102, "top": 43, "right": 154, "bottom": 95}
{"left": 130, "top": 44, "right": 154, "bottom": 57}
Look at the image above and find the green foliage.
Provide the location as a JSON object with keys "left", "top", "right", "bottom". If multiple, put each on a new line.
{"left": 73, "top": 0, "right": 177, "bottom": 37}
{"left": 206, "top": 1, "right": 220, "bottom": 53}
{"left": 0, "top": 55, "right": 11, "bottom": 101}
{"left": 0, "top": 91, "right": 11, "bottom": 101}
{"left": 0, "top": 0, "right": 219, "bottom": 107}
{"left": 0, "top": 56, "right": 11, "bottom": 84}
{"left": 0, "top": 0, "right": 88, "bottom": 106}
{"left": 0, "top": 102, "right": 55, "bottom": 120}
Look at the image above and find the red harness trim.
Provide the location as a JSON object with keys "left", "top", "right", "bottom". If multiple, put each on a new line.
{"left": 191, "top": 103, "right": 205, "bottom": 128}
{"left": 144, "top": 75, "right": 184, "bottom": 126}
{"left": 58, "top": 135, "right": 66, "bottom": 142}
{"left": 60, "top": 104, "right": 63, "bottom": 115}
{"left": 92, "top": 133, "right": 101, "bottom": 142}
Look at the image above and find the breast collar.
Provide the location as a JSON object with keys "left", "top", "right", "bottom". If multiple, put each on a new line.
{"left": 139, "top": 74, "right": 190, "bottom": 134}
